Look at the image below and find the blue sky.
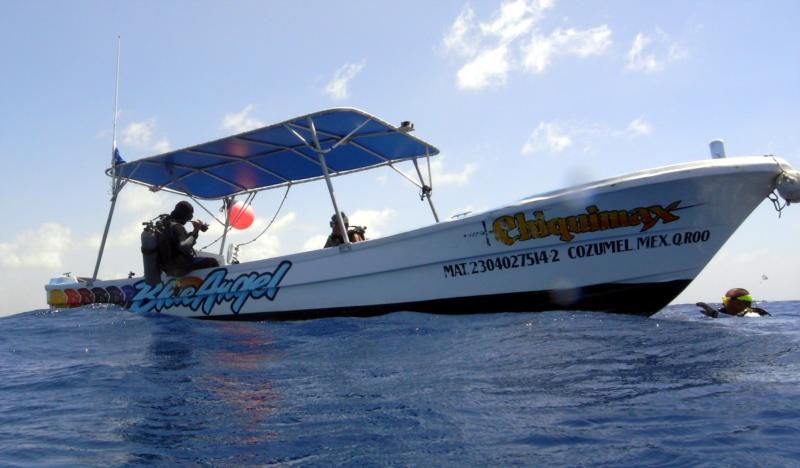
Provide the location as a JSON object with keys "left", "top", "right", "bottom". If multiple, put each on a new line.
{"left": 1, "top": 1, "right": 798, "bottom": 316}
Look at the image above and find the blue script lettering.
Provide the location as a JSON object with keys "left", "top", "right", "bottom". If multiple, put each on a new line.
{"left": 130, "top": 261, "right": 292, "bottom": 315}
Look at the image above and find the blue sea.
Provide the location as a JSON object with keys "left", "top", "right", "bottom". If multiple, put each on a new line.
{"left": 1, "top": 302, "right": 799, "bottom": 466}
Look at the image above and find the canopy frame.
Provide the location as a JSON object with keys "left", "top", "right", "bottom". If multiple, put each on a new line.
{"left": 109, "top": 108, "right": 441, "bottom": 201}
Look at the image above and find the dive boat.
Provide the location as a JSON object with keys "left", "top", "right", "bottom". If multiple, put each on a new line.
{"left": 45, "top": 108, "right": 800, "bottom": 319}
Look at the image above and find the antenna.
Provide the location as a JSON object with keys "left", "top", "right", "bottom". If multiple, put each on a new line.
{"left": 110, "top": 36, "right": 121, "bottom": 181}
{"left": 90, "top": 36, "right": 123, "bottom": 285}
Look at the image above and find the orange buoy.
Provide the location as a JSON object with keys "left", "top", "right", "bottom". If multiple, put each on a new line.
{"left": 228, "top": 201, "right": 255, "bottom": 230}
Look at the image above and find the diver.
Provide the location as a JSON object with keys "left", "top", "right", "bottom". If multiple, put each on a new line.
{"left": 696, "top": 288, "right": 770, "bottom": 318}
{"left": 324, "top": 212, "right": 366, "bottom": 248}
{"left": 159, "top": 201, "right": 219, "bottom": 276}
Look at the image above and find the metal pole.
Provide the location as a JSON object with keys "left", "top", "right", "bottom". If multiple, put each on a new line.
{"left": 219, "top": 197, "right": 231, "bottom": 257}
{"left": 90, "top": 181, "right": 121, "bottom": 285}
{"left": 90, "top": 37, "right": 123, "bottom": 285}
{"left": 413, "top": 159, "right": 440, "bottom": 223}
{"left": 309, "top": 117, "right": 350, "bottom": 246}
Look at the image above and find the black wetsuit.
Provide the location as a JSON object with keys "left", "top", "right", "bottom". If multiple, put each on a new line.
{"left": 324, "top": 233, "right": 345, "bottom": 248}
{"left": 159, "top": 218, "right": 218, "bottom": 277}
{"left": 324, "top": 226, "right": 365, "bottom": 248}
{"left": 696, "top": 302, "right": 770, "bottom": 318}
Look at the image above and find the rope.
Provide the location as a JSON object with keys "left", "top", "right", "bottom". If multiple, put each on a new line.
{"left": 426, "top": 148, "right": 434, "bottom": 191}
{"left": 189, "top": 195, "right": 226, "bottom": 226}
{"left": 768, "top": 191, "right": 786, "bottom": 218}
{"left": 389, "top": 164, "right": 422, "bottom": 188}
{"left": 768, "top": 155, "right": 791, "bottom": 218}
{"left": 235, "top": 184, "right": 291, "bottom": 250}
{"left": 197, "top": 192, "right": 256, "bottom": 252}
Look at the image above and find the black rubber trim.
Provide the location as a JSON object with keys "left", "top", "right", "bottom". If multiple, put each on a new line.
{"left": 192, "top": 279, "right": 692, "bottom": 321}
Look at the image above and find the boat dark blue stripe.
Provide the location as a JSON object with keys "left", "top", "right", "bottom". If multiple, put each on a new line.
{"left": 192, "top": 279, "right": 692, "bottom": 321}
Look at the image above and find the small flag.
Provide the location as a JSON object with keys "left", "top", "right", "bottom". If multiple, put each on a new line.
{"left": 113, "top": 147, "right": 125, "bottom": 165}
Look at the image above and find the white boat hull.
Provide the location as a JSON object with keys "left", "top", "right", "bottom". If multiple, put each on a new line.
{"left": 46, "top": 157, "right": 790, "bottom": 319}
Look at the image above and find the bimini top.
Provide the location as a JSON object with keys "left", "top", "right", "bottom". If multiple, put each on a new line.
{"left": 109, "top": 108, "right": 439, "bottom": 199}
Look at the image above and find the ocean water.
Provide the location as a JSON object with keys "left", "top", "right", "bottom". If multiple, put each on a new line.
{"left": 1, "top": 302, "right": 799, "bottom": 466}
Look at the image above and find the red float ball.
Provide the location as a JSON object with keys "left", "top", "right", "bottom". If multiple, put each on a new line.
{"left": 228, "top": 201, "right": 255, "bottom": 230}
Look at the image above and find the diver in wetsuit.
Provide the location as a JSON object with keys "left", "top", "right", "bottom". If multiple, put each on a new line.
{"left": 324, "top": 212, "right": 366, "bottom": 248}
{"left": 696, "top": 288, "right": 770, "bottom": 318}
{"left": 325, "top": 212, "right": 349, "bottom": 248}
{"left": 159, "top": 201, "right": 219, "bottom": 276}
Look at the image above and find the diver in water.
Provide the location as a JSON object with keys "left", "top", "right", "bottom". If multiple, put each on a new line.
{"left": 696, "top": 288, "right": 770, "bottom": 318}
{"left": 159, "top": 201, "right": 219, "bottom": 276}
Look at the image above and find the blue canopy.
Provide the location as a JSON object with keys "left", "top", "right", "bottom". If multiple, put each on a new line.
{"left": 110, "top": 108, "right": 439, "bottom": 199}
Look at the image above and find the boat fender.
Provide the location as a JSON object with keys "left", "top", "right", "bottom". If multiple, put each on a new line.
{"left": 141, "top": 218, "right": 165, "bottom": 286}
{"left": 776, "top": 169, "right": 800, "bottom": 204}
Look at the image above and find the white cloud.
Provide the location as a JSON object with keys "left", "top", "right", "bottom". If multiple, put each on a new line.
{"left": 120, "top": 184, "right": 169, "bottom": 215}
{"left": 443, "top": 4, "right": 478, "bottom": 57}
{"left": 430, "top": 158, "right": 478, "bottom": 186}
{"left": 122, "top": 119, "right": 154, "bottom": 147}
{"left": 521, "top": 34, "right": 556, "bottom": 74}
{"left": 667, "top": 42, "right": 688, "bottom": 62}
{"left": 349, "top": 209, "right": 395, "bottom": 238}
{"left": 121, "top": 117, "right": 170, "bottom": 154}
{"left": 560, "top": 26, "right": 613, "bottom": 57}
{"left": 626, "top": 33, "right": 659, "bottom": 72}
{"left": 522, "top": 25, "right": 612, "bottom": 74}
{"left": 626, "top": 31, "right": 687, "bottom": 73}
{"left": 236, "top": 234, "right": 281, "bottom": 261}
{"left": 626, "top": 118, "right": 652, "bottom": 136}
{"left": 103, "top": 221, "right": 143, "bottom": 249}
{"left": 303, "top": 234, "right": 329, "bottom": 252}
{"left": 230, "top": 212, "right": 297, "bottom": 262}
{"left": 522, "top": 121, "right": 573, "bottom": 155}
{"left": 480, "top": 0, "right": 550, "bottom": 43}
{"left": 442, "top": 1, "right": 611, "bottom": 89}
{"left": 522, "top": 118, "right": 653, "bottom": 155}
{"left": 152, "top": 138, "right": 170, "bottom": 153}
{"left": 457, "top": 45, "right": 510, "bottom": 89}
{"left": 85, "top": 215, "right": 163, "bottom": 251}
{"left": 0, "top": 223, "right": 72, "bottom": 269}
{"left": 221, "top": 104, "right": 265, "bottom": 133}
{"left": 324, "top": 62, "right": 365, "bottom": 100}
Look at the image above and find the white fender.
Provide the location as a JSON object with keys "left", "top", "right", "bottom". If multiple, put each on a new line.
{"left": 776, "top": 169, "right": 800, "bottom": 203}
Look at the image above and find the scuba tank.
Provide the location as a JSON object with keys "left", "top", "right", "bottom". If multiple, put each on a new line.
{"left": 141, "top": 215, "right": 167, "bottom": 286}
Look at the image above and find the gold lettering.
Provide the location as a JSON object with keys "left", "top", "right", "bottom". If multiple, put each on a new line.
{"left": 623, "top": 208, "right": 642, "bottom": 226}
{"left": 567, "top": 214, "right": 591, "bottom": 234}
{"left": 493, "top": 216, "right": 517, "bottom": 245}
{"left": 547, "top": 217, "right": 574, "bottom": 241}
{"left": 491, "top": 201, "right": 682, "bottom": 246}
{"left": 533, "top": 211, "right": 548, "bottom": 237}
{"left": 515, "top": 213, "right": 532, "bottom": 241}
{"left": 586, "top": 206, "right": 600, "bottom": 230}
{"left": 648, "top": 201, "right": 681, "bottom": 226}
{"left": 635, "top": 207, "right": 653, "bottom": 230}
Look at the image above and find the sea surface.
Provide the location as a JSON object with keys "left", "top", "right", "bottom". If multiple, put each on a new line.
{"left": 1, "top": 302, "right": 799, "bottom": 466}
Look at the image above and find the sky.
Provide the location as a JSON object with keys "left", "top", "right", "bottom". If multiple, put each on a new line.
{"left": 1, "top": 0, "right": 798, "bottom": 316}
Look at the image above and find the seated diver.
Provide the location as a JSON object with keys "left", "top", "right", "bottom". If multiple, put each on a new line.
{"left": 324, "top": 212, "right": 366, "bottom": 248}
{"left": 159, "top": 201, "right": 220, "bottom": 276}
{"left": 696, "top": 288, "right": 770, "bottom": 318}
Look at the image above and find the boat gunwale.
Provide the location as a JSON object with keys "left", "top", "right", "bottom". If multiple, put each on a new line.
{"left": 67, "top": 155, "right": 786, "bottom": 287}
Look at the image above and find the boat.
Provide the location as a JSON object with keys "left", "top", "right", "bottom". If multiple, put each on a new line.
{"left": 44, "top": 108, "right": 800, "bottom": 319}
